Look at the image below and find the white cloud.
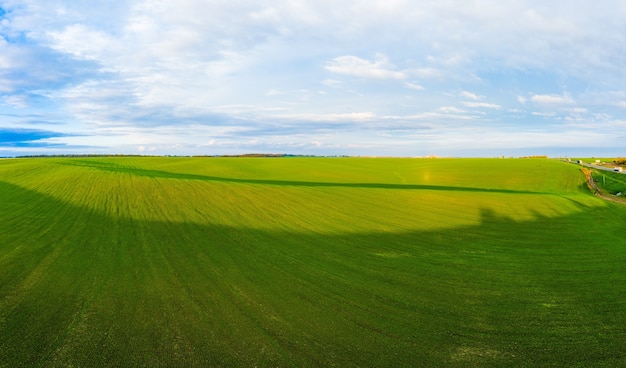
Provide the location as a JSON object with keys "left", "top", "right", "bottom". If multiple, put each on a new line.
{"left": 461, "top": 101, "right": 502, "bottom": 109}
{"left": 3, "top": 94, "right": 28, "bottom": 108}
{"left": 530, "top": 92, "right": 575, "bottom": 106}
{"left": 405, "top": 82, "right": 424, "bottom": 91}
{"left": 0, "top": 37, "right": 14, "bottom": 69}
{"left": 532, "top": 112, "right": 557, "bottom": 118}
{"left": 46, "top": 24, "right": 117, "bottom": 61}
{"left": 276, "top": 112, "right": 377, "bottom": 122}
{"left": 439, "top": 106, "right": 468, "bottom": 114}
{"left": 2, "top": 0, "right": 626, "bottom": 156}
{"left": 325, "top": 54, "right": 406, "bottom": 80}
{"left": 459, "top": 91, "right": 481, "bottom": 100}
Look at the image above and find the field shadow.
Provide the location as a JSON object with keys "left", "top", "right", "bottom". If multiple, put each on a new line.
{"left": 60, "top": 159, "right": 544, "bottom": 195}
{"left": 1, "top": 180, "right": 625, "bottom": 367}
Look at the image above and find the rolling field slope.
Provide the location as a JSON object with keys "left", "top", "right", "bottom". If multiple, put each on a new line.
{"left": 1, "top": 157, "right": 626, "bottom": 367}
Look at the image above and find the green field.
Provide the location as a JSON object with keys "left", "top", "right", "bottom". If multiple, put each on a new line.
{"left": 1, "top": 157, "right": 626, "bottom": 367}
{"left": 591, "top": 169, "right": 626, "bottom": 197}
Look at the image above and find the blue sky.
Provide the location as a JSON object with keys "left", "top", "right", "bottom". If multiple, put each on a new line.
{"left": 1, "top": 0, "right": 625, "bottom": 157}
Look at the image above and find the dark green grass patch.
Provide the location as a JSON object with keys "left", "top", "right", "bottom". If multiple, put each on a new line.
{"left": 1, "top": 158, "right": 626, "bottom": 367}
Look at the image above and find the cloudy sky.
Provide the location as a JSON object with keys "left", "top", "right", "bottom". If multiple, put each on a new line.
{"left": 1, "top": 0, "right": 626, "bottom": 157}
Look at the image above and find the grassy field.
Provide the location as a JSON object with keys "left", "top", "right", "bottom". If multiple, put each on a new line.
{"left": 591, "top": 168, "right": 626, "bottom": 197}
{"left": 1, "top": 157, "right": 626, "bottom": 367}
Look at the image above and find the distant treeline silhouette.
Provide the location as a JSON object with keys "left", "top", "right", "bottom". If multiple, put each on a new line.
{"left": 15, "top": 154, "right": 155, "bottom": 158}
{"left": 13, "top": 153, "right": 326, "bottom": 158}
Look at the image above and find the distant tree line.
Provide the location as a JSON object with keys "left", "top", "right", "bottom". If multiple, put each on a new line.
{"left": 12, "top": 153, "right": 329, "bottom": 159}
{"left": 14, "top": 154, "right": 153, "bottom": 158}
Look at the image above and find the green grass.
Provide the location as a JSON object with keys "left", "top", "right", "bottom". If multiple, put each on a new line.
{"left": 591, "top": 169, "right": 626, "bottom": 196}
{"left": 1, "top": 157, "right": 626, "bottom": 367}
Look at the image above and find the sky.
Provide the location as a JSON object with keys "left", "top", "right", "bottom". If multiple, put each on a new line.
{"left": 1, "top": 0, "right": 626, "bottom": 157}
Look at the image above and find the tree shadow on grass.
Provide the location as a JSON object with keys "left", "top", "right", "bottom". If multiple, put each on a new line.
{"left": 1, "top": 180, "right": 626, "bottom": 367}
{"left": 60, "top": 159, "right": 545, "bottom": 195}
